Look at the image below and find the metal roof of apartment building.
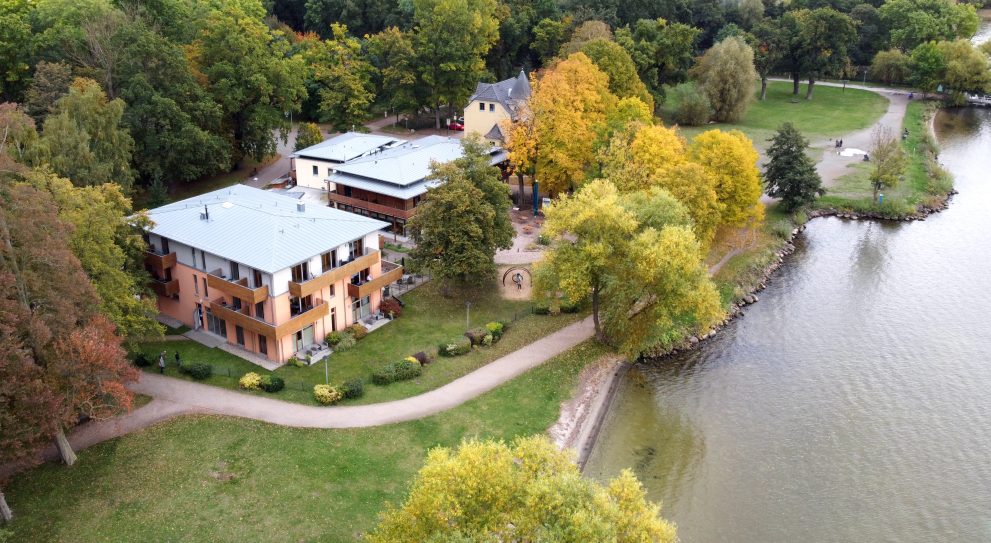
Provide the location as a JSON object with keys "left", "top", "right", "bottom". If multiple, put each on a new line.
{"left": 328, "top": 135, "right": 508, "bottom": 200}
{"left": 145, "top": 185, "right": 388, "bottom": 274}
{"left": 292, "top": 132, "right": 402, "bottom": 163}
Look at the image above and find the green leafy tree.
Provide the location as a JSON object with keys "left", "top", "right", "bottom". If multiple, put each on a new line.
{"left": 690, "top": 36, "right": 757, "bottom": 122}
{"left": 0, "top": 0, "right": 36, "bottom": 102}
{"left": 795, "top": 8, "right": 857, "bottom": 100}
{"left": 408, "top": 135, "right": 513, "bottom": 286}
{"left": 486, "top": 0, "right": 559, "bottom": 79}
{"left": 665, "top": 81, "right": 713, "bottom": 125}
{"left": 850, "top": 4, "right": 885, "bottom": 66}
{"left": 871, "top": 49, "right": 911, "bottom": 85}
{"left": 35, "top": 78, "right": 136, "bottom": 190}
{"left": 867, "top": 126, "right": 906, "bottom": 203}
{"left": 559, "top": 19, "right": 613, "bottom": 56}
{"left": 302, "top": 0, "right": 404, "bottom": 38}
{"left": 908, "top": 41, "right": 946, "bottom": 97}
{"left": 579, "top": 38, "right": 654, "bottom": 110}
{"left": 20, "top": 169, "right": 161, "bottom": 342}
{"left": 937, "top": 39, "right": 991, "bottom": 105}
{"left": 307, "top": 23, "right": 375, "bottom": 131}
{"left": 615, "top": 18, "right": 700, "bottom": 104}
{"left": 879, "top": 0, "right": 979, "bottom": 51}
{"left": 531, "top": 17, "right": 569, "bottom": 65}
{"left": 22, "top": 61, "right": 74, "bottom": 121}
{"left": 764, "top": 122, "right": 824, "bottom": 210}
{"left": 412, "top": 0, "right": 500, "bottom": 129}
{"left": 368, "top": 436, "right": 677, "bottom": 543}
{"left": 294, "top": 122, "right": 323, "bottom": 151}
{"left": 749, "top": 19, "right": 785, "bottom": 100}
{"left": 188, "top": 1, "right": 306, "bottom": 166}
{"left": 365, "top": 27, "right": 419, "bottom": 122}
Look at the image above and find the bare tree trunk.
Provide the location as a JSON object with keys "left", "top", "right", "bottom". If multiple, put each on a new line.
{"left": 760, "top": 76, "right": 768, "bottom": 100}
{"left": 792, "top": 72, "right": 800, "bottom": 95}
{"left": 55, "top": 426, "right": 76, "bottom": 466}
{"left": 806, "top": 77, "right": 815, "bottom": 100}
{"left": 0, "top": 489, "right": 12, "bottom": 522}
{"left": 434, "top": 104, "right": 441, "bottom": 130}
{"left": 591, "top": 284, "right": 603, "bottom": 341}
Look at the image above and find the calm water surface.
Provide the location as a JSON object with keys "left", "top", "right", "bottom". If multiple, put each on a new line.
{"left": 585, "top": 108, "right": 991, "bottom": 542}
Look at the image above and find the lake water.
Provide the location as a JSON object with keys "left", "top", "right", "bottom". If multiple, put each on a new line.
{"left": 584, "top": 91, "right": 991, "bottom": 542}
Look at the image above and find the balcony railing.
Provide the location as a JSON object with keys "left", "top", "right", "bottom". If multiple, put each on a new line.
{"left": 328, "top": 192, "right": 412, "bottom": 220}
{"left": 210, "top": 297, "right": 329, "bottom": 338}
{"left": 144, "top": 249, "right": 177, "bottom": 272}
{"left": 207, "top": 270, "right": 269, "bottom": 304}
{"left": 347, "top": 261, "right": 403, "bottom": 299}
{"left": 150, "top": 278, "right": 180, "bottom": 297}
{"left": 288, "top": 249, "right": 380, "bottom": 298}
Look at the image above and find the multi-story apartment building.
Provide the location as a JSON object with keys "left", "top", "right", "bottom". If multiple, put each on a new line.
{"left": 143, "top": 185, "right": 402, "bottom": 364}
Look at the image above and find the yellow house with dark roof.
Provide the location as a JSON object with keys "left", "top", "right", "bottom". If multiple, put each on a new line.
{"left": 463, "top": 70, "right": 531, "bottom": 143}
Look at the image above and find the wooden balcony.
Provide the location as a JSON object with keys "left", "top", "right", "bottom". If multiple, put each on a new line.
{"left": 328, "top": 192, "right": 412, "bottom": 221}
{"left": 288, "top": 250, "right": 380, "bottom": 298}
{"left": 347, "top": 262, "right": 403, "bottom": 299}
{"left": 207, "top": 271, "right": 269, "bottom": 304}
{"left": 144, "top": 250, "right": 177, "bottom": 273}
{"left": 210, "top": 298, "right": 329, "bottom": 338}
{"left": 150, "top": 278, "right": 180, "bottom": 297}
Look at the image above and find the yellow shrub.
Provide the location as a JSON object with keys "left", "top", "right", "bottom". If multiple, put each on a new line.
{"left": 313, "top": 384, "right": 343, "bottom": 405}
{"left": 404, "top": 356, "right": 421, "bottom": 366}
{"left": 239, "top": 372, "right": 262, "bottom": 390}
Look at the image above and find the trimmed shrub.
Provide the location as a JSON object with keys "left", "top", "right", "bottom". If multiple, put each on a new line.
{"left": 334, "top": 333, "right": 356, "bottom": 352}
{"left": 347, "top": 323, "right": 368, "bottom": 340}
{"left": 561, "top": 300, "right": 582, "bottom": 313}
{"left": 325, "top": 331, "right": 346, "bottom": 347}
{"left": 533, "top": 305, "right": 551, "bottom": 315}
{"left": 438, "top": 338, "right": 472, "bottom": 357}
{"left": 341, "top": 377, "right": 364, "bottom": 399}
{"left": 372, "top": 360, "right": 422, "bottom": 385}
{"left": 133, "top": 352, "right": 151, "bottom": 367}
{"left": 259, "top": 374, "right": 285, "bottom": 393}
{"left": 464, "top": 328, "right": 488, "bottom": 346}
{"left": 314, "top": 384, "right": 343, "bottom": 405}
{"left": 413, "top": 351, "right": 430, "bottom": 365}
{"left": 183, "top": 362, "right": 212, "bottom": 380}
{"left": 380, "top": 297, "right": 402, "bottom": 318}
{"left": 481, "top": 333, "right": 494, "bottom": 347}
{"left": 485, "top": 321, "right": 504, "bottom": 339}
{"left": 239, "top": 372, "right": 262, "bottom": 391}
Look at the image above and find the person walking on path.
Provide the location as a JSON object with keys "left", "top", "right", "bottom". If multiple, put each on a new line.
{"left": 158, "top": 351, "right": 166, "bottom": 374}
{"left": 174, "top": 350, "right": 181, "bottom": 368}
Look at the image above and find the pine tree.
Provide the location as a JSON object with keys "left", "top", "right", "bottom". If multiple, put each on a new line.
{"left": 764, "top": 123, "right": 824, "bottom": 210}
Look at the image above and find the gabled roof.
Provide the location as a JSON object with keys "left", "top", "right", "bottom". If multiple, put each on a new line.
{"left": 145, "top": 185, "right": 388, "bottom": 273}
{"left": 484, "top": 123, "right": 505, "bottom": 142}
{"left": 468, "top": 70, "right": 531, "bottom": 115}
{"left": 330, "top": 136, "right": 465, "bottom": 187}
{"left": 292, "top": 132, "right": 403, "bottom": 163}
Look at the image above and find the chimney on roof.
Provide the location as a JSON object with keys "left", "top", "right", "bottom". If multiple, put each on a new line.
{"left": 297, "top": 202, "right": 305, "bottom": 213}
{"left": 200, "top": 204, "right": 209, "bottom": 221}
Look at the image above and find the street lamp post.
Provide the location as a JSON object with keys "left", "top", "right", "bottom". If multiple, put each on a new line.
{"left": 465, "top": 301, "right": 472, "bottom": 331}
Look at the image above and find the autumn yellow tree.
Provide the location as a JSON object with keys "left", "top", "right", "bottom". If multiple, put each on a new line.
{"left": 368, "top": 436, "right": 677, "bottom": 542}
{"left": 501, "top": 95, "right": 537, "bottom": 206}
{"left": 689, "top": 129, "right": 764, "bottom": 226}
{"left": 526, "top": 52, "right": 617, "bottom": 195}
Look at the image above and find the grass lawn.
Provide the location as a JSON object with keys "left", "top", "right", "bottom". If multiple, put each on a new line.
{"left": 4, "top": 341, "right": 610, "bottom": 543}
{"left": 670, "top": 81, "right": 889, "bottom": 152}
{"left": 133, "top": 280, "right": 583, "bottom": 406}
{"left": 816, "top": 100, "right": 951, "bottom": 215}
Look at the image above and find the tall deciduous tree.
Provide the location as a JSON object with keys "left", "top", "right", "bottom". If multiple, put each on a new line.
{"left": 23, "top": 61, "right": 73, "bottom": 121}
{"left": 879, "top": 0, "right": 979, "bottom": 51}
{"left": 764, "top": 122, "right": 824, "bottom": 210}
{"left": 749, "top": 19, "right": 785, "bottom": 100}
{"left": 795, "top": 8, "right": 857, "bottom": 100}
{"left": 579, "top": 38, "right": 655, "bottom": 110}
{"left": 689, "top": 129, "right": 763, "bottom": 225}
{"left": 189, "top": 1, "right": 306, "bottom": 166}
{"left": 531, "top": 17, "right": 569, "bottom": 65}
{"left": 871, "top": 49, "right": 911, "bottom": 85}
{"left": 35, "top": 78, "right": 136, "bottom": 191}
{"left": 908, "top": 41, "right": 946, "bottom": 97}
{"left": 0, "top": 0, "right": 36, "bottom": 102}
{"left": 408, "top": 135, "right": 513, "bottom": 286}
{"left": 615, "top": 18, "right": 700, "bottom": 104}
{"left": 365, "top": 27, "right": 419, "bottom": 123}
{"left": 868, "top": 125, "right": 906, "bottom": 203}
{"left": 412, "top": 0, "right": 499, "bottom": 129}
{"left": 937, "top": 39, "right": 991, "bottom": 105}
{"left": 528, "top": 52, "right": 617, "bottom": 195}
{"left": 307, "top": 23, "right": 375, "bottom": 131}
{"left": 368, "top": 436, "right": 677, "bottom": 543}
{"left": 690, "top": 36, "right": 757, "bottom": 122}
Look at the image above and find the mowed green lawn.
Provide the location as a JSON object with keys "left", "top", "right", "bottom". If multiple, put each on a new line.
{"left": 4, "top": 342, "right": 609, "bottom": 543}
{"left": 672, "top": 81, "right": 889, "bottom": 151}
{"left": 134, "top": 279, "right": 583, "bottom": 405}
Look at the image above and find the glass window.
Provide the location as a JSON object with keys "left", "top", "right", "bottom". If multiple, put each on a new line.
{"left": 202, "top": 277, "right": 209, "bottom": 298}
{"left": 479, "top": 102, "right": 485, "bottom": 111}
{"left": 193, "top": 274, "right": 199, "bottom": 295}
{"left": 230, "top": 261, "right": 239, "bottom": 280}
{"left": 489, "top": 103, "right": 495, "bottom": 112}
{"left": 312, "top": 165, "right": 318, "bottom": 175}
{"left": 235, "top": 325, "right": 245, "bottom": 346}
{"left": 291, "top": 262, "right": 310, "bottom": 283}
{"left": 255, "top": 301, "right": 265, "bottom": 320}
{"left": 259, "top": 335, "right": 267, "bottom": 355}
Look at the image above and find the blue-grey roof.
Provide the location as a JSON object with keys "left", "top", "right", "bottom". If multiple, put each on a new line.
{"left": 292, "top": 132, "right": 403, "bottom": 163}
{"left": 145, "top": 185, "right": 388, "bottom": 273}
{"left": 468, "top": 70, "right": 531, "bottom": 115}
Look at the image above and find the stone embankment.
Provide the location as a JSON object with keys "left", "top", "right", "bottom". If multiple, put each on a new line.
{"left": 809, "top": 190, "right": 956, "bottom": 222}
